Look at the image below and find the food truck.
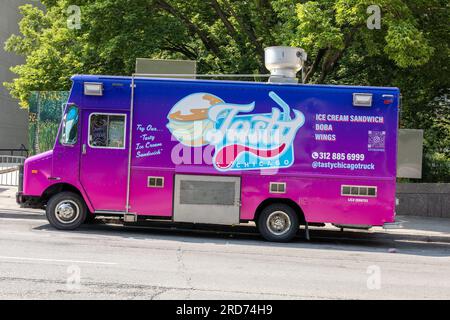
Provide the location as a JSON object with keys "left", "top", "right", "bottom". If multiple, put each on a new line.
{"left": 17, "top": 47, "right": 400, "bottom": 242}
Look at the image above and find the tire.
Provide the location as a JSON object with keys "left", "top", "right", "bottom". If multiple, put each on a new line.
{"left": 257, "top": 203, "right": 299, "bottom": 242}
{"left": 46, "top": 192, "right": 87, "bottom": 230}
{"left": 84, "top": 212, "right": 96, "bottom": 224}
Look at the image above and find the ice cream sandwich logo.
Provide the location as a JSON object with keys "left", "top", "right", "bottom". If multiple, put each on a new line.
{"left": 167, "top": 91, "right": 305, "bottom": 171}
{"left": 167, "top": 93, "right": 223, "bottom": 147}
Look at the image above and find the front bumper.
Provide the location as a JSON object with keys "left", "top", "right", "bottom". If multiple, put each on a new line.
{"left": 16, "top": 192, "right": 24, "bottom": 205}
{"left": 16, "top": 192, "right": 42, "bottom": 209}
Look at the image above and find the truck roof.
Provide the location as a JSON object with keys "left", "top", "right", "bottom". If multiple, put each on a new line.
{"left": 71, "top": 74, "right": 400, "bottom": 92}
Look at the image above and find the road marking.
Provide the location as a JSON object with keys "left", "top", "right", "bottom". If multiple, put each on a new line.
{"left": 0, "top": 255, "right": 117, "bottom": 265}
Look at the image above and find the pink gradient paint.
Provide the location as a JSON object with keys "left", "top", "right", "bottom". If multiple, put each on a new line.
{"left": 215, "top": 143, "right": 287, "bottom": 169}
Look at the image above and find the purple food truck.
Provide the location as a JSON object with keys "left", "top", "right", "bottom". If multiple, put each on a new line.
{"left": 16, "top": 48, "right": 400, "bottom": 242}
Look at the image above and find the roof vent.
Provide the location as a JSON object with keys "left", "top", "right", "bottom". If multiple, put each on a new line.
{"left": 264, "top": 46, "right": 307, "bottom": 83}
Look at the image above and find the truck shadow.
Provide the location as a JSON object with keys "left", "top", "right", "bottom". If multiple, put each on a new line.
{"left": 32, "top": 220, "right": 450, "bottom": 258}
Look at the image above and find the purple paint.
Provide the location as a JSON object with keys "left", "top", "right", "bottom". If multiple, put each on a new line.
{"left": 20, "top": 75, "right": 399, "bottom": 229}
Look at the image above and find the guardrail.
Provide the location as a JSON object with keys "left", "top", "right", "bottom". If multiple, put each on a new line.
{"left": 0, "top": 156, "right": 26, "bottom": 187}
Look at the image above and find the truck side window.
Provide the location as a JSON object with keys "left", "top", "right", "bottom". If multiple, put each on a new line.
{"left": 60, "top": 105, "right": 79, "bottom": 145}
{"left": 89, "top": 113, "right": 126, "bottom": 149}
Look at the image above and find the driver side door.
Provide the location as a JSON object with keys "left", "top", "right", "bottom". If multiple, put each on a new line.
{"left": 79, "top": 111, "right": 129, "bottom": 212}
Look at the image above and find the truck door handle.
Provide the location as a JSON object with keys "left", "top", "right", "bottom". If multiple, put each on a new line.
{"left": 82, "top": 144, "right": 87, "bottom": 155}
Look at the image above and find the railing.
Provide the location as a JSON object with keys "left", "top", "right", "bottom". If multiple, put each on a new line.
{"left": 0, "top": 155, "right": 26, "bottom": 187}
{"left": 0, "top": 144, "right": 29, "bottom": 157}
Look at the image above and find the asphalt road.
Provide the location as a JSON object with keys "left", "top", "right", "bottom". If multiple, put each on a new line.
{"left": 0, "top": 206, "right": 449, "bottom": 300}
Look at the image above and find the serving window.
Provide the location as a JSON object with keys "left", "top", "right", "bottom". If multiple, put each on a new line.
{"left": 88, "top": 113, "right": 126, "bottom": 149}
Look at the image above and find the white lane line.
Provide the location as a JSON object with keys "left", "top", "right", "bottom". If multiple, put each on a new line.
{"left": 0, "top": 255, "right": 118, "bottom": 265}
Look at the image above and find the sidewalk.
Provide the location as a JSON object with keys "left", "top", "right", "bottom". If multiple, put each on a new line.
{"left": 1, "top": 186, "right": 450, "bottom": 242}
{"left": 0, "top": 186, "right": 39, "bottom": 212}
{"left": 367, "top": 216, "right": 450, "bottom": 243}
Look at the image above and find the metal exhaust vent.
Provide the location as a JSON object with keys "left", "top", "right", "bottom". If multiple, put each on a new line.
{"left": 264, "top": 46, "right": 307, "bottom": 83}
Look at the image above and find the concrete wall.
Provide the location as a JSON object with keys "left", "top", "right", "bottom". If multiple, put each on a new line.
{"left": 0, "top": 0, "right": 34, "bottom": 151}
{"left": 397, "top": 183, "right": 450, "bottom": 218}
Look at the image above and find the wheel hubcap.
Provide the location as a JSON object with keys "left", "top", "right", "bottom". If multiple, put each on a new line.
{"left": 267, "top": 211, "right": 291, "bottom": 236}
{"left": 55, "top": 200, "right": 79, "bottom": 224}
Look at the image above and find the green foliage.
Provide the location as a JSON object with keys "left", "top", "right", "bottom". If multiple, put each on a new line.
{"left": 36, "top": 121, "right": 60, "bottom": 154}
{"left": 296, "top": 1, "right": 345, "bottom": 51}
{"left": 384, "top": 20, "right": 434, "bottom": 68}
{"left": 28, "top": 122, "right": 36, "bottom": 154}
{"left": 4, "top": 0, "right": 449, "bottom": 181}
{"left": 411, "top": 93, "right": 450, "bottom": 182}
{"left": 28, "top": 91, "right": 68, "bottom": 155}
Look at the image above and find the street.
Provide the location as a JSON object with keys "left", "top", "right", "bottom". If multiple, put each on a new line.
{"left": 1, "top": 187, "right": 450, "bottom": 300}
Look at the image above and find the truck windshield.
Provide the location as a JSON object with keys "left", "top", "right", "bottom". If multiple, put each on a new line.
{"left": 60, "top": 105, "right": 79, "bottom": 145}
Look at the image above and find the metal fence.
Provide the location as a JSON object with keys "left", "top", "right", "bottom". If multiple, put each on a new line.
{"left": 0, "top": 145, "right": 29, "bottom": 157}
{"left": 0, "top": 155, "right": 26, "bottom": 186}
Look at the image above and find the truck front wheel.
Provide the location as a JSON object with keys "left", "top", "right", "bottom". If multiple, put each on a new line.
{"left": 257, "top": 204, "right": 299, "bottom": 242}
{"left": 46, "top": 192, "right": 87, "bottom": 230}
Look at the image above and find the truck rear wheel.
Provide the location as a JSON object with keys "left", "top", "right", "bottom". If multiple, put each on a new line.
{"left": 257, "top": 204, "right": 299, "bottom": 242}
{"left": 46, "top": 192, "right": 87, "bottom": 230}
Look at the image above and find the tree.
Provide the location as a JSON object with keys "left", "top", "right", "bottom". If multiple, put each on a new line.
{"left": 4, "top": 0, "right": 449, "bottom": 180}
{"left": 4, "top": 0, "right": 281, "bottom": 107}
